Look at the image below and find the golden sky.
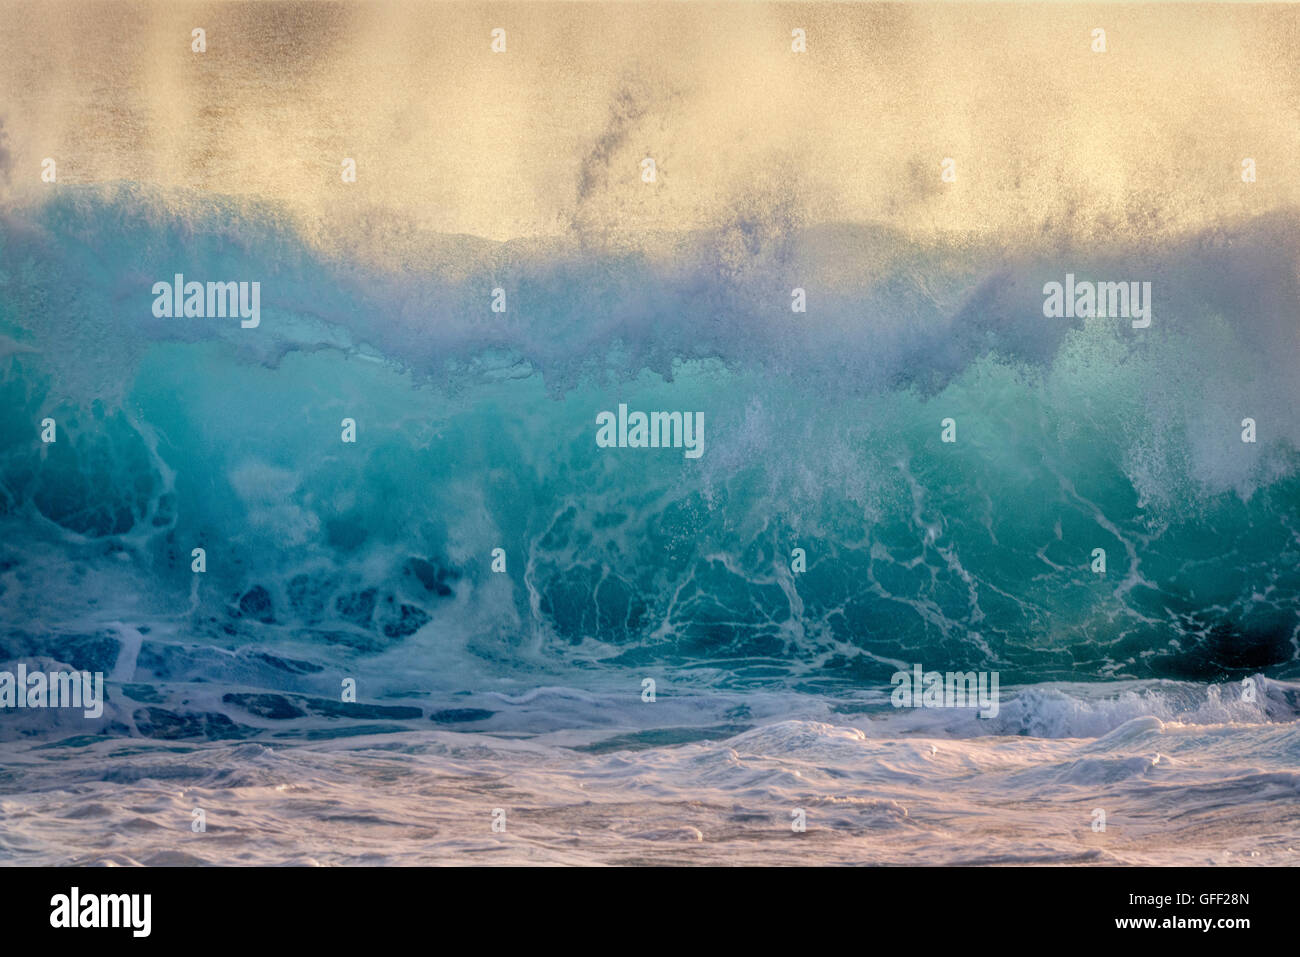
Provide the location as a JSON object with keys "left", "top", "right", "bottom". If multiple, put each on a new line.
{"left": 1, "top": 1, "right": 1297, "bottom": 251}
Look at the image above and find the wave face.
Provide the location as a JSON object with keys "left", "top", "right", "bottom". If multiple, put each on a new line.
{"left": 1, "top": 188, "right": 1299, "bottom": 731}
{"left": 1, "top": 187, "right": 1298, "bottom": 867}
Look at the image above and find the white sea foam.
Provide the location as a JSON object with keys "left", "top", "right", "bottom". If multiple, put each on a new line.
{"left": 1, "top": 699, "right": 1296, "bottom": 866}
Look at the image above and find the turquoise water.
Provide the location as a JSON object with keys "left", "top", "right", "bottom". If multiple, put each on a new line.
{"left": 1, "top": 188, "right": 1299, "bottom": 865}
{"left": 3, "top": 188, "right": 1298, "bottom": 701}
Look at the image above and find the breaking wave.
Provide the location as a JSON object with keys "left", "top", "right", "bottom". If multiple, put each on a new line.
{"left": 1, "top": 186, "right": 1298, "bottom": 736}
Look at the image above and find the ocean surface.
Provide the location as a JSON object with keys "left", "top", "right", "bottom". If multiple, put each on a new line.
{"left": 1, "top": 187, "right": 1298, "bottom": 864}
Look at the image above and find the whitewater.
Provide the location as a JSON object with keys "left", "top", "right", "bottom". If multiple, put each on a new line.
{"left": 1, "top": 187, "right": 1298, "bottom": 865}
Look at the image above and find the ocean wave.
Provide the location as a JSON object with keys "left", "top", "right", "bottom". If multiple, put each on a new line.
{"left": 1, "top": 187, "right": 1298, "bottom": 702}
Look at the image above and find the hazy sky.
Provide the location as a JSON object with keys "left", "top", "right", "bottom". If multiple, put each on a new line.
{"left": 1, "top": 1, "right": 1297, "bottom": 251}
